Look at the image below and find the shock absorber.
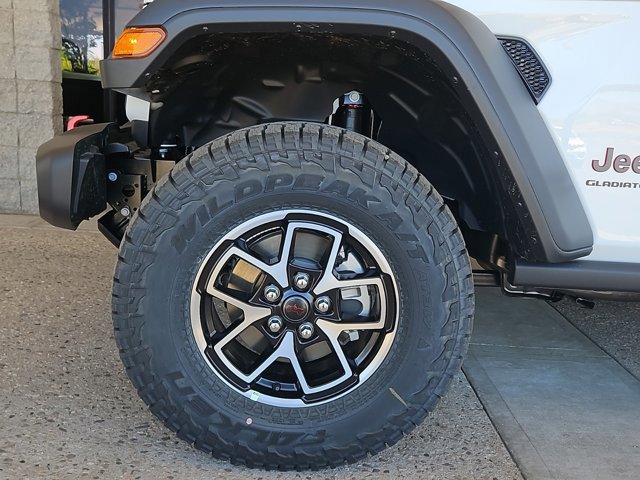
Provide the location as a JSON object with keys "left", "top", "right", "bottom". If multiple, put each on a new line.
{"left": 331, "top": 91, "right": 375, "bottom": 137}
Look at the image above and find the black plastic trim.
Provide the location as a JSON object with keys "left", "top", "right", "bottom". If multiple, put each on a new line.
{"left": 36, "top": 123, "right": 117, "bottom": 230}
{"left": 497, "top": 36, "right": 551, "bottom": 103}
{"left": 100, "top": 0, "right": 594, "bottom": 263}
{"left": 512, "top": 260, "right": 640, "bottom": 294}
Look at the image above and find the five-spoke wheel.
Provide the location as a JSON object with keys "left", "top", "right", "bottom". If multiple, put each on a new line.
{"left": 191, "top": 211, "right": 397, "bottom": 406}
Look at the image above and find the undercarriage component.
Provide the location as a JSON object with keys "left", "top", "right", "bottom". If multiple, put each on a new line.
{"left": 100, "top": 156, "right": 174, "bottom": 245}
{"left": 330, "top": 91, "right": 377, "bottom": 138}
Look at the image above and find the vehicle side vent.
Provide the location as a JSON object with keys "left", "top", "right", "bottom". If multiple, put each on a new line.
{"left": 498, "top": 37, "right": 551, "bottom": 103}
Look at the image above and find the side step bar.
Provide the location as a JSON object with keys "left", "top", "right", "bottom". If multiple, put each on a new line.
{"left": 511, "top": 260, "right": 640, "bottom": 294}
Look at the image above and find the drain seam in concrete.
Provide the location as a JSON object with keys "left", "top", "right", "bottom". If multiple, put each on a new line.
{"left": 547, "top": 302, "right": 640, "bottom": 385}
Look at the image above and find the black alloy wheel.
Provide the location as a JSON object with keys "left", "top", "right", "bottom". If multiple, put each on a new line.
{"left": 191, "top": 210, "right": 398, "bottom": 407}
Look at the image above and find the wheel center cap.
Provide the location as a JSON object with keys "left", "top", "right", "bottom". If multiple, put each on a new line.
{"left": 282, "top": 296, "right": 310, "bottom": 322}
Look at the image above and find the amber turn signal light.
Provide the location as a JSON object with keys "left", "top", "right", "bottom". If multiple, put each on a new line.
{"left": 112, "top": 27, "right": 166, "bottom": 58}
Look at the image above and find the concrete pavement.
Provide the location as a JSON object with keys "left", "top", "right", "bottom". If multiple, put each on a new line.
{"left": 465, "top": 290, "right": 640, "bottom": 480}
{"left": 0, "top": 216, "right": 521, "bottom": 480}
{"left": 6, "top": 213, "right": 639, "bottom": 479}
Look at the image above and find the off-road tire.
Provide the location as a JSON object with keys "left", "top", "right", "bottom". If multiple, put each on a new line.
{"left": 112, "top": 122, "right": 474, "bottom": 470}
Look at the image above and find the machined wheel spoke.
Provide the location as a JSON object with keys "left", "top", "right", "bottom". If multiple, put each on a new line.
{"left": 318, "top": 327, "right": 354, "bottom": 379}
{"left": 207, "top": 285, "right": 271, "bottom": 349}
{"left": 277, "top": 222, "right": 297, "bottom": 277}
{"left": 238, "top": 332, "right": 298, "bottom": 383}
{"left": 206, "top": 285, "right": 269, "bottom": 318}
{"left": 309, "top": 317, "right": 388, "bottom": 391}
{"left": 288, "top": 332, "right": 354, "bottom": 395}
{"left": 210, "top": 246, "right": 289, "bottom": 289}
{"left": 316, "top": 315, "right": 385, "bottom": 338}
{"left": 311, "top": 229, "right": 344, "bottom": 295}
{"left": 315, "top": 275, "right": 385, "bottom": 302}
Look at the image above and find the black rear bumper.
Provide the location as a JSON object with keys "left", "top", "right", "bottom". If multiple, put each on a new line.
{"left": 36, "top": 123, "right": 118, "bottom": 230}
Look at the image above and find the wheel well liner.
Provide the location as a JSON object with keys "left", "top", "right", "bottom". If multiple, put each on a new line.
{"left": 101, "top": 0, "right": 593, "bottom": 263}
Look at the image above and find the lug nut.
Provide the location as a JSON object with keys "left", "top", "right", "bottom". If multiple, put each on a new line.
{"left": 267, "top": 316, "right": 283, "bottom": 334}
{"left": 263, "top": 284, "right": 281, "bottom": 303}
{"left": 314, "top": 296, "right": 331, "bottom": 314}
{"left": 293, "top": 272, "right": 310, "bottom": 291}
{"left": 107, "top": 171, "right": 118, "bottom": 182}
{"left": 298, "top": 322, "right": 315, "bottom": 340}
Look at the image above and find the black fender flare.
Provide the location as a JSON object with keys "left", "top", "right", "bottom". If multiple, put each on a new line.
{"left": 101, "top": 0, "right": 593, "bottom": 263}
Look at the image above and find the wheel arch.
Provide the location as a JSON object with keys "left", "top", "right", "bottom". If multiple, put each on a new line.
{"left": 101, "top": 0, "right": 593, "bottom": 263}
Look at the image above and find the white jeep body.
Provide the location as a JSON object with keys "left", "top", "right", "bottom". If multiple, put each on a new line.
{"left": 451, "top": 0, "right": 640, "bottom": 264}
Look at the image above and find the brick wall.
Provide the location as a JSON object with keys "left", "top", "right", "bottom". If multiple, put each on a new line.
{"left": 0, "top": 0, "right": 62, "bottom": 214}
